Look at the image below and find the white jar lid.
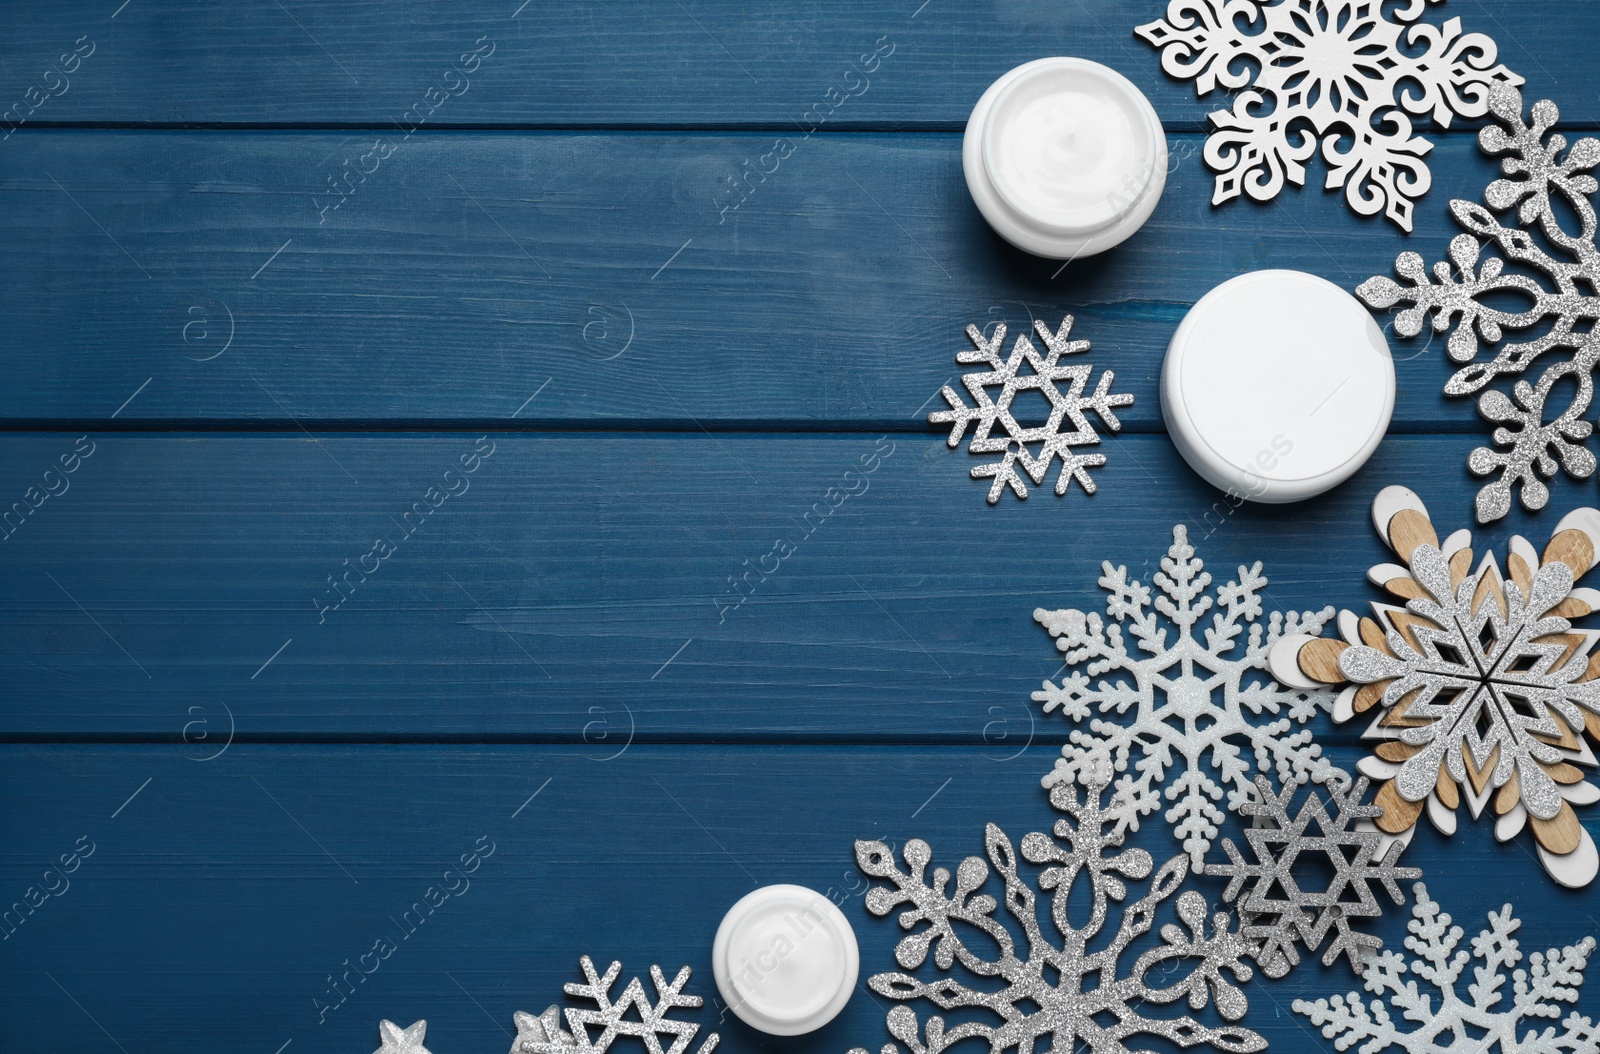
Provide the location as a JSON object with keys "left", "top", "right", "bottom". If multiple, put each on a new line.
{"left": 1161, "top": 269, "right": 1395, "bottom": 503}
{"left": 964, "top": 58, "right": 1167, "bottom": 259}
{"left": 711, "top": 884, "right": 858, "bottom": 1036}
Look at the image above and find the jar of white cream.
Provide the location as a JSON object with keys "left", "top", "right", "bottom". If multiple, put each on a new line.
{"left": 963, "top": 58, "right": 1167, "bottom": 259}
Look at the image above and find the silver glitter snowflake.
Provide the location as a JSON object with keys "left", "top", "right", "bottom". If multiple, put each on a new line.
{"left": 929, "top": 316, "right": 1132, "bottom": 504}
{"left": 1205, "top": 775, "right": 1421, "bottom": 978}
{"left": 1137, "top": 0, "right": 1522, "bottom": 230}
{"left": 1275, "top": 486, "right": 1600, "bottom": 887}
{"left": 1295, "top": 883, "right": 1599, "bottom": 1054}
{"left": 1034, "top": 524, "right": 1342, "bottom": 868}
{"left": 511, "top": 958, "right": 719, "bottom": 1054}
{"left": 847, "top": 768, "right": 1264, "bottom": 1054}
{"left": 1359, "top": 85, "right": 1600, "bottom": 522}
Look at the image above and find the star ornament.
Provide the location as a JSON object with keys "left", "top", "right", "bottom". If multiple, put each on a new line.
{"left": 1272, "top": 485, "right": 1600, "bottom": 887}
{"left": 375, "top": 1019, "right": 433, "bottom": 1054}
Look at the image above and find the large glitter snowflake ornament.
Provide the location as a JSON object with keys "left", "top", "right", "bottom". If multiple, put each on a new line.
{"left": 1137, "top": 0, "right": 1522, "bottom": 230}
{"left": 929, "top": 316, "right": 1132, "bottom": 504}
{"left": 847, "top": 768, "right": 1264, "bottom": 1054}
{"left": 1358, "top": 85, "right": 1600, "bottom": 523}
{"left": 1034, "top": 524, "right": 1343, "bottom": 868}
{"left": 511, "top": 958, "right": 720, "bottom": 1054}
{"left": 1273, "top": 486, "right": 1600, "bottom": 888}
{"left": 1295, "top": 883, "right": 1598, "bottom": 1054}
{"left": 1205, "top": 775, "right": 1421, "bottom": 978}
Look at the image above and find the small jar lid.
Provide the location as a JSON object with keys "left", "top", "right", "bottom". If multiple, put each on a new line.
{"left": 964, "top": 58, "right": 1166, "bottom": 259}
{"left": 711, "top": 884, "right": 858, "bottom": 1036}
{"left": 1161, "top": 269, "right": 1395, "bottom": 503}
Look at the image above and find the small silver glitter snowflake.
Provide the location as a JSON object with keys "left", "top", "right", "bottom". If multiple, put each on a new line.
{"left": 848, "top": 767, "right": 1263, "bottom": 1054}
{"left": 1358, "top": 85, "right": 1600, "bottom": 522}
{"left": 1295, "top": 883, "right": 1598, "bottom": 1054}
{"left": 1205, "top": 775, "right": 1421, "bottom": 978}
{"left": 513, "top": 958, "right": 719, "bottom": 1054}
{"left": 1034, "top": 524, "right": 1342, "bottom": 868}
{"left": 1137, "top": 0, "right": 1522, "bottom": 230}
{"left": 929, "top": 316, "right": 1132, "bottom": 504}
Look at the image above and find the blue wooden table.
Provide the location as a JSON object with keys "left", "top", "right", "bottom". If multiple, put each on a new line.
{"left": 3, "top": 3, "right": 1597, "bottom": 1052}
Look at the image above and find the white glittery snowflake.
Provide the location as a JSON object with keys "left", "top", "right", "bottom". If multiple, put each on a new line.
{"left": 1137, "top": 0, "right": 1523, "bottom": 230}
{"left": 848, "top": 768, "right": 1264, "bottom": 1054}
{"left": 1358, "top": 86, "right": 1600, "bottom": 523}
{"left": 1034, "top": 524, "right": 1342, "bottom": 867}
{"left": 512, "top": 958, "right": 719, "bottom": 1054}
{"left": 1294, "top": 883, "right": 1598, "bottom": 1054}
{"left": 929, "top": 316, "right": 1132, "bottom": 504}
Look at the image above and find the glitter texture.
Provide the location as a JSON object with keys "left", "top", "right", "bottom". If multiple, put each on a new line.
{"left": 929, "top": 316, "right": 1132, "bottom": 504}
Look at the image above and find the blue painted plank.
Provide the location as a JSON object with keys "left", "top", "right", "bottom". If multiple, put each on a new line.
{"left": 2, "top": 744, "right": 1594, "bottom": 1054}
{"left": 0, "top": 432, "right": 1581, "bottom": 738}
{"left": 0, "top": 1, "right": 1588, "bottom": 128}
{"left": 0, "top": 130, "right": 1515, "bottom": 427}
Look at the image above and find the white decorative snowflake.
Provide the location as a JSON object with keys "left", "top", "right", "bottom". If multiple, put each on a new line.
{"left": 1136, "top": 0, "right": 1522, "bottom": 230}
{"left": 513, "top": 958, "right": 719, "bottom": 1054}
{"left": 1358, "top": 85, "right": 1600, "bottom": 522}
{"left": 1034, "top": 524, "right": 1342, "bottom": 867}
{"left": 1206, "top": 775, "right": 1421, "bottom": 979}
{"left": 848, "top": 768, "right": 1264, "bottom": 1054}
{"left": 929, "top": 316, "right": 1132, "bottom": 504}
{"left": 1294, "top": 883, "right": 1598, "bottom": 1054}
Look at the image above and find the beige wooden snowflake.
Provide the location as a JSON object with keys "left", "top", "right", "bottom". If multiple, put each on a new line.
{"left": 1271, "top": 486, "right": 1600, "bottom": 887}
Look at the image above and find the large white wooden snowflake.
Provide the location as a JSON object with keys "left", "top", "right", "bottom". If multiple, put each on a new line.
{"left": 848, "top": 768, "right": 1264, "bottom": 1054}
{"left": 1358, "top": 86, "right": 1600, "bottom": 523}
{"left": 1137, "top": 0, "right": 1522, "bottom": 230}
{"left": 1294, "top": 883, "right": 1598, "bottom": 1054}
{"left": 929, "top": 316, "right": 1132, "bottom": 504}
{"left": 1034, "top": 524, "right": 1342, "bottom": 868}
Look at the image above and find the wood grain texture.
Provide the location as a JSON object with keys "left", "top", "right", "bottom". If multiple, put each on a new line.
{"left": 2, "top": 744, "right": 1594, "bottom": 1054}
{"left": 0, "top": 130, "right": 1525, "bottom": 426}
{"left": 6, "top": 3, "right": 1600, "bottom": 1051}
{"left": 0, "top": 432, "right": 1580, "bottom": 739}
{"left": 2, "top": 1, "right": 1590, "bottom": 128}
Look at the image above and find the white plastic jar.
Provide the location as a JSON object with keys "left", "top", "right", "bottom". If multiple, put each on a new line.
{"left": 1161, "top": 270, "right": 1396, "bottom": 503}
{"left": 712, "top": 884, "right": 858, "bottom": 1036}
{"left": 964, "top": 57, "right": 1167, "bottom": 259}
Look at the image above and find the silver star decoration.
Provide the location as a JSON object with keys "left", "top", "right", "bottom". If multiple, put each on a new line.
{"left": 848, "top": 766, "right": 1264, "bottom": 1054}
{"left": 929, "top": 316, "right": 1132, "bottom": 504}
{"left": 1205, "top": 776, "right": 1421, "bottom": 978}
{"left": 375, "top": 1019, "right": 433, "bottom": 1054}
{"left": 1359, "top": 85, "right": 1600, "bottom": 522}
{"left": 515, "top": 957, "right": 719, "bottom": 1054}
{"left": 511, "top": 1008, "right": 571, "bottom": 1054}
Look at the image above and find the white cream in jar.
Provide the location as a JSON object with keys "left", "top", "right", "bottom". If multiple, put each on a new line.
{"left": 964, "top": 58, "right": 1167, "bottom": 258}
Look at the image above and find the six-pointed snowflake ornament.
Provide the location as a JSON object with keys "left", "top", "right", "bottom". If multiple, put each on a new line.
{"left": 1358, "top": 85, "right": 1600, "bottom": 523}
{"left": 1295, "top": 883, "right": 1598, "bottom": 1054}
{"left": 1136, "top": 0, "right": 1522, "bottom": 230}
{"left": 847, "top": 767, "right": 1264, "bottom": 1054}
{"left": 1205, "top": 775, "right": 1421, "bottom": 978}
{"left": 929, "top": 316, "right": 1132, "bottom": 504}
{"left": 513, "top": 958, "right": 720, "bottom": 1054}
{"left": 1034, "top": 523, "right": 1344, "bottom": 868}
{"left": 1273, "top": 486, "right": 1600, "bottom": 887}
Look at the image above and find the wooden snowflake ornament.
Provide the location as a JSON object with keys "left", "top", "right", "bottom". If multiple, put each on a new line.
{"left": 1270, "top": 485, "right": 1600, "bottom": 888}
